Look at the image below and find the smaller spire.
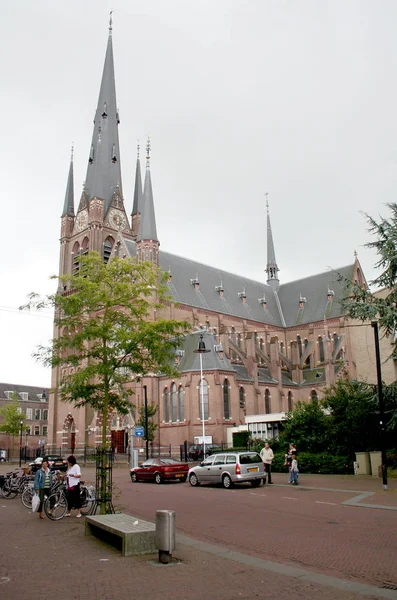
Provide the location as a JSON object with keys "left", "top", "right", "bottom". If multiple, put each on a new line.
{"left": 137, "top": 139, "right": 140, "bottom": 159}
{"left": 109, "top": 10, "right": 113, "bottom": 33}
{"left": 265, "top": 191, "right": 269, "bottom": 213}
{"left": 62, "top": 145, "right": 75, "bottom": 217}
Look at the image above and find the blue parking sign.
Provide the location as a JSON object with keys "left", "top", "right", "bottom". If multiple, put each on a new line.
{"left": 135, "top": 426, "right": 145, "bottom": 437}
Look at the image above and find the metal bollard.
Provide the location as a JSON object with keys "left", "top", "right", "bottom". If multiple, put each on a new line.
{"left": 155, "top": 509, "right": 176, "bottom": 564}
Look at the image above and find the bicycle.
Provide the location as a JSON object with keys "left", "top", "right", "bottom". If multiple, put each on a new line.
{"left": 1, "top": 470, "right": 34, "bottom": 499}
{"left": 44, "top": 481, "right": 96, "bottom": 520}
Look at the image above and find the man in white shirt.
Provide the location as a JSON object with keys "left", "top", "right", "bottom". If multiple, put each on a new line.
{"left": 260, "top": 442, "right": 274, "bottom": 484}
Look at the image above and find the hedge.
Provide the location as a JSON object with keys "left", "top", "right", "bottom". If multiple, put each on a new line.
{"left": 272, "top": 452, "right": 354, "bottom": 475}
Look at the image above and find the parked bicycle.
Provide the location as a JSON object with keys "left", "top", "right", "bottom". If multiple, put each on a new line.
{"left": 44, "top": 479, "right": 96, "bottom": 520}
{"left": 1, "top": 469, "right": 34, "bottom": 499}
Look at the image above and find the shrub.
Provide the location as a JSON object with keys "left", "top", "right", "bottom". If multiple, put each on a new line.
{"left": 272, "top": 451, "right": 354, "bottom": 475}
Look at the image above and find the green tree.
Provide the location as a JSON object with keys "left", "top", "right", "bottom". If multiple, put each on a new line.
{"left": 280, "top": 396, "right": 329, "bottom": 453}
{"left": 22, "top": 252, "right": 189, "bottom": 511}
{"left": 322, "top": 374, "right": 379, "bottom": 459}
{"left": 0, "top": 393, "right": 26, "bottom": 457}
{"left": 344, "top": 202, "right": 397, "bottom": 360}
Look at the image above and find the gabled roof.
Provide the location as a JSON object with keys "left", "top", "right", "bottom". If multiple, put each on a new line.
{"left": 0, "top": 383, "right": 49, "bottom": 402}
{"left": 175, "top": 330, "right": 235, "bottom": 373}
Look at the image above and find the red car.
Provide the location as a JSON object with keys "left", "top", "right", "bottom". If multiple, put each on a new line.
{"left": 130, "top": 458, "right": 189, "bottom": 484}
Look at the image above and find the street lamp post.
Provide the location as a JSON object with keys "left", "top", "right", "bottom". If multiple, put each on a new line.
{"left": 193, "top": 334, "right": 211, "bottom": 459}
{"left": 371, "top": 320, "right": 388, "bottom": 490}
{"left": 143, "top": 385, "right": 149, "bottom": 460}
{"left": 19, "top": 419, "right": 23, "bottom": 468}
{"left": 25, "top": 429, "right": 29, "bottom": 463}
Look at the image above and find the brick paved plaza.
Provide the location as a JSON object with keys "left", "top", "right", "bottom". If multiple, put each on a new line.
{"left": 0, "top": 467, "right": 396, "bottom": 600}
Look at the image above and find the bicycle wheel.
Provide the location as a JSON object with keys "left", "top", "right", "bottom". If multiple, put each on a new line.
{"left": 21, "top": 486, "right": 34, "bottom": 509}
{"left": 44, "top": 490, "right": 67, "bottom": 520}
{"left": 79, "top": 486, "right": 95, "bottom": 516}
{"left": 2, "top": 480, "right": 18, "bottom": 499}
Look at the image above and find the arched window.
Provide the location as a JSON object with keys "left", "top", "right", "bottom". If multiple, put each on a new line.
{"left": 304, "top": 338, "right": 310, "bottom": 366}
{"left": 223, "top": 379, "right": 230, "bottom": 419}
{"left": 260, "top": 338, "right": 264, "bottom": 351}
{"left": 103, "top": 238, "right": 113, "bottom": 263}
{"left": 239, "top": 387, "right": 245, "bottom": 409}
{"left": 213, "top": 327, "right": 217, "bottom": 339}
{"left": 178, "top": 386, "right": 184, "bottom": 421}
{"left": 206, "top": 320, "right": 210, "bottom": 330}
{"left": 318, "top": 336, "right": 325, "bottom": 362}
{"left": 72, "top": 242, "right": 80, "bottom": 275}
{"left": 280, "top": 342, "right": 284, "bottom": 355}
{"left": 288, "top": 391, "right": 293, "bottom": 412}
{"left": 265, "top": 389, "right": 271, "bottom": 414}
{"left": 311, "top": 390, "right": 318, "bottom": 401}
{"left": 199, "top": 379, "right": 209, "bottom": 420}
{"left": 163, "top": 388, "right": 169, "bottom": 422}
{"left": 231, "top": 327, "right": 236, "bottom": 344}
{"left": 81, "top": 237, "right": 89, "bottom": 255}
{"left": 171, "top": 383, "right": 177, "bottom": 422}
{"left": 333, "top": 333, "right": 339, "bottom": 352}
{"left": 297, "top": 335, "right": 303, "bottom": 357}
{"left": 254, "top": 332, "right": 258, "bottom": 347}
{"left": 237, "top": 333, "right": 242, "bottom": 349}
{"left": 145, "top": 246, "right": 149, "bottom": 261}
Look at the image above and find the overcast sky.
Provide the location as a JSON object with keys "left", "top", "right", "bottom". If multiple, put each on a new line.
{"left": 1, "top": 0, "right": 396, "bottom": 388}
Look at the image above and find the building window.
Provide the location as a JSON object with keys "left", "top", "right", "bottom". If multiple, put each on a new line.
{"left": 318, "top": 336, "right": 325, "bottom": 362}
{"left": 34, "top": 426, "right": 40, "bottom": 436}
{"left": 254, "top": 332, "right": 258, "bottom": 347}
{"left": 297, "top": 335, "right": 302, "bottom": 358}
{"left": 163, "top": 388, "right": 169, "bottom": 422}
{"left": 237, "top": 333, "right": 242, "bottom": 349}
{"left": 43, "top": 409, "right": 48, "bottom": 421}
{"left": 199, "top": 379, "right": 209, "bottom": 420}
{"left": 178, "top": 386, "right": 184, "bottom": 421}
{"left": 34, "top": 409, "right": 41, "bottom": 420}
{"left": 288, "top": 391, "right": 293, "bottom": 412}
{"left": 19, "top": 392, "right": 28, "bottom": 401}
{"left": 17, "top": 407, "right": 22, "bottom": 415}
{"left": 42, "top": 426, "right": 48, "bottom": 436}
{"left": 171, "top": 383, "right": 177, "bottom": 422}
{"left": 280, "top": 342, "right": 284, "bottom": 354}
{"left": 4, "top": 391, "right": 14, "bottom": 400}
{"left": 103, "top": 238, "right": 113, "bottom": 263}
{"left": 265, "top": 389, "right": 271, "bottom": 414}
{"left": 311, "top": 390, "right": 318, "bottom": 400}
{"left": 239, "top": 387, "right": 245, "bottom": 409}
{"left": 223, "top": 379, "right": 230, "bottom": 420}
{"left": 26, "top": 408, "right": 33, "bottom": 420}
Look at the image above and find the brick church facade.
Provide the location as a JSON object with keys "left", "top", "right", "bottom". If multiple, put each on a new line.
{"left": 47, "top": 23, "right": 385, "bottom": 455}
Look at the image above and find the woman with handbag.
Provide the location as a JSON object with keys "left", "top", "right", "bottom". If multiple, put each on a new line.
{"left": 65, "top": 455, "right": 82, "bottom": 518}
{"left": 33, "top": 458, "right": 54, "bottom": 519}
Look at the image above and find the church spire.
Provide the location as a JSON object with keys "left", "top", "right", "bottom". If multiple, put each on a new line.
{"left": 131, "top": 142, "right": 143, "bottom": 241}
{"left": 62, "top": 145, "right": 75, "bottom": 217}
{"left": 265, "top": 193, "right": 280, "bottom": 289}
{"left": 138, "top": 137, "right": 158, "bottom": 243}
{"left": 82, "top": 16, "right": 123, "bottom": 213}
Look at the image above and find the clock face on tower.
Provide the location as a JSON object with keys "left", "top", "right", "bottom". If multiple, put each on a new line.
{"left": 75, "top": 210, "right": 88, "bottom": 232}
{"left": 109, "top": 209, "right": 127, "bottom": 230}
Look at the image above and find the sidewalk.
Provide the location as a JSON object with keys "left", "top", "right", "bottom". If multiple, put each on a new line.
{"left": 1, "top": 472, "right": 397, "bottom": 600}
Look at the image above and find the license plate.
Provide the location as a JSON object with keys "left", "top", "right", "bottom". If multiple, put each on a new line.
{"left": 175, "top": 474, "right": 184, "bottom": 478}
{"left": 248, "top": 467, "right": 259, "bottom": 473}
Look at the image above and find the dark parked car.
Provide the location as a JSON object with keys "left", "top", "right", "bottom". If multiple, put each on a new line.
{"left": 188, "top": 444, "right": 222, "bottom": 462}
{"left": 130, "top": 458, "right": 189, "bottom": 484}
{"left": 29, "top": 455, "right": 68, "bottom": 473}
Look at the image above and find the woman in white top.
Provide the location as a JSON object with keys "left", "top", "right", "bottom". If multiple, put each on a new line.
{"left": 66, "top": 455, "right": 82, "bottom": 518}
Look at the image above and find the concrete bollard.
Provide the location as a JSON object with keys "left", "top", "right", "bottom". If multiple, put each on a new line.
{"left": 155, "top": 509, "right": 176, "bottom": 564}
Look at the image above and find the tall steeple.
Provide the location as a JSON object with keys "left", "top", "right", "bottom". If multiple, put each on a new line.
{"left": 265, "top": 194, "right": 280, "bottom": 289}
{"left": 136, "top": 137, "right": 159, "bottom": 266}
{"left": 138, "top": 137, "right": 158, "bottom": 243}
{"left": 62, "top": 145, "right": 75, "bottom": 217}
{"left": 82, "top": 13, "right": 123, "bottom": 213}
{"left": 131, "top": 141, "right": 143, "bottom": 241}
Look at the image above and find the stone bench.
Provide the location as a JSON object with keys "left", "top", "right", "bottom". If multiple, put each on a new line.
{"left": 85, "top": 513, "right": 156, "bottom": 556}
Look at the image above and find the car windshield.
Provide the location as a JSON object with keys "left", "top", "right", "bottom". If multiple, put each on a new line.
{"left": 239, "top": 453, "right": 262, "bottom": 464}
{"left": 160, "top": 459, "right": 179, "bottom": 465}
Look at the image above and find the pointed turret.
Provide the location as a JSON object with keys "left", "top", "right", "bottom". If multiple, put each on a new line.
{"left": 62, "top": 146, "right": 75, "bottom": 217}
{"left": 265, "top": 194, "right": 280, "bottom": 289}
{"left": 138, "top": 138, "right": 158, "bottom": 243}
{"left": 131, "top": 142, "right": 143, "bottom": 241}
{"left": 82, "top": 16, "right": 123, "bottom": 213}
{"left": 136, "top": 137, "right": 159, "bottom": 265}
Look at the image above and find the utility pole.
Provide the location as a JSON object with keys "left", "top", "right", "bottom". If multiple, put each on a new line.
{"left": 144, "top": 385, "right": 149, "bottom": 460}
{"left": 371, "top": 321, "right": 388, "bottom": 490}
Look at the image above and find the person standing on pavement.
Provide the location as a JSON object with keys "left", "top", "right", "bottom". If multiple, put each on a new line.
{"left": 33, "top": 458, "right": 53, "bottom": 519}
{"left": 260, "top": 442, "right": 274, "bottom": 484}
{"left": 65, "top": 455, "right": 82, "bottom": 518}
{"left": 285, "top": 443, "right": 297, "bottom": 483}
{"left": 290, "top": 454, "right": 299, "bottom": 485}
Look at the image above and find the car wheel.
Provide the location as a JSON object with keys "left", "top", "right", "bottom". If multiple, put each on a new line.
{"left": 189, "top": 473, "right": 200, "bottom": 487}
{"left": 222, "top": 474, "right": 233, "bottom": 489}
{"left": 154, "top": 472, "right": 162, "bottom": 485}
{"left": 130, "top": 472, "right": 137, "bottom": 483}
{"left": 251, "top": 479, "right": 261, "bottom": 488}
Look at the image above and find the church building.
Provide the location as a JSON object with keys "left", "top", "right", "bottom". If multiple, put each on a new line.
{"left": 47, "top": 22, "right": 372, "bottom": 456}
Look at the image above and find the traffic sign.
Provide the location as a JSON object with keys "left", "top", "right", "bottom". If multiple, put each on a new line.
{"left": 134, "top": 426, "right": 145, "bottom": 437}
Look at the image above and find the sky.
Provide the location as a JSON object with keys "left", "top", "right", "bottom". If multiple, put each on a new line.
{"left": 1, "top": 0, "right": 396, "bottom": 388}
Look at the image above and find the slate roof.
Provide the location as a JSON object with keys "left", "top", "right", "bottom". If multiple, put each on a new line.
{"left": 124, "top": 238, "right": 353, "bottom": 329}
{"left": 0, "top": 383, "right": 49, "bottom": 402}
{"left": 175, "top": 330, "right": 235, "bottom": 374}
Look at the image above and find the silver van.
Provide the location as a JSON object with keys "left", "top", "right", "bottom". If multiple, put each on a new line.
{"left": 188, "top": 451, "right": 265, "bottom": 489}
